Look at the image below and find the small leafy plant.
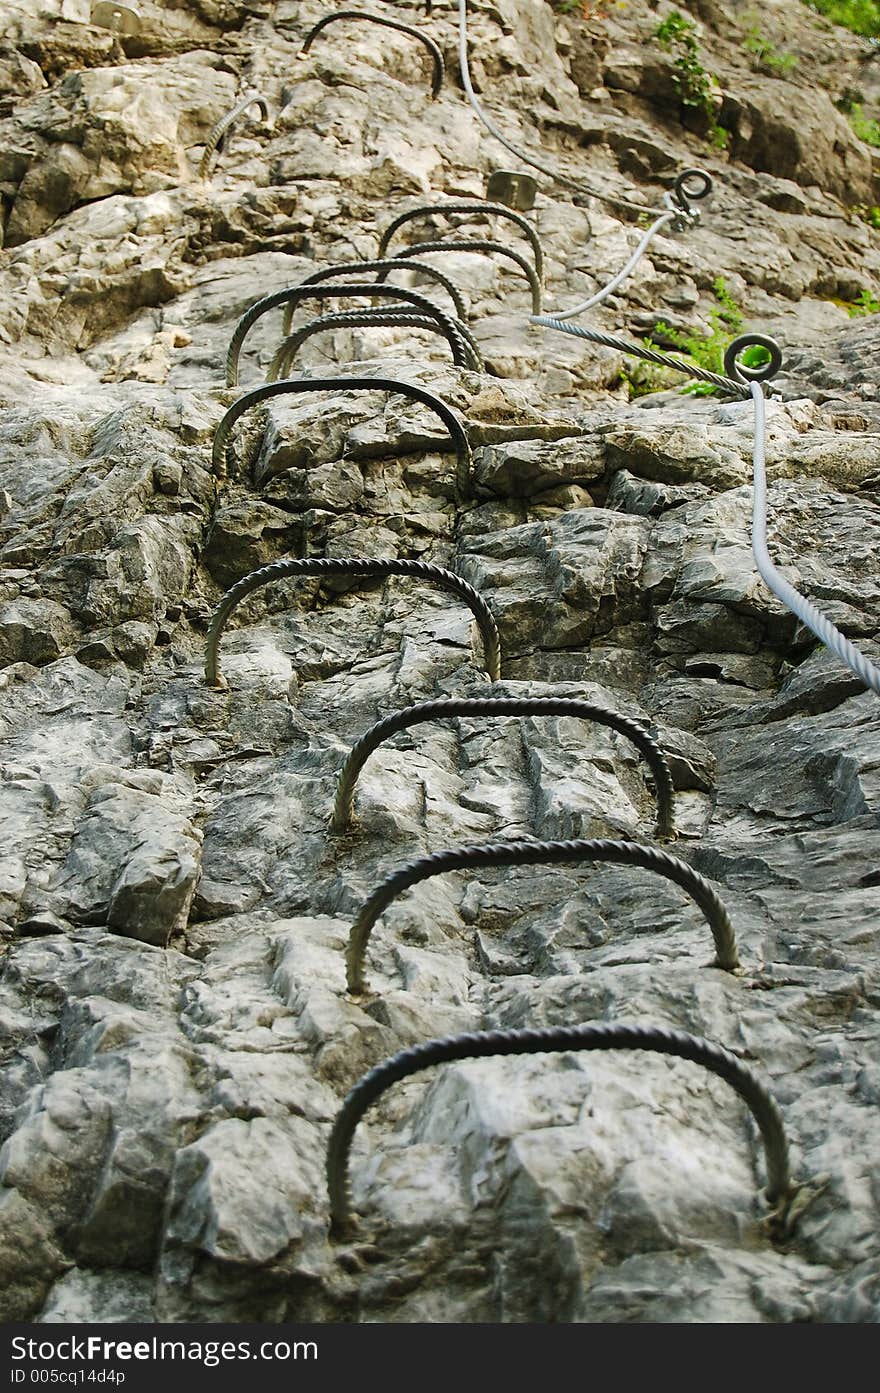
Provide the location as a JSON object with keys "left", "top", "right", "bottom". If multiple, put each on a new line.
{"left": 849, "top": 103, "right": 880, "bottom": 147}
{"left": 654, "top": 10, "right": 730, "bottom": 149}
{"left": 803, "top": 0, "right": 880, "bottom": 38}
{"left": 846, "top": 288, "right": 880, "bottom": 315}
{"left": 648, "top": 277, "right": 752, "bottom": 396}
{"left": 742, "top": 25, "right": 799, "bottom": 74}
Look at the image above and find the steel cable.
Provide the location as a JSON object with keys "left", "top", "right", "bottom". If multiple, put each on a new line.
{"left": 226, "top": 283, "right": 473, "bottom": 387}
{"left": 346, "top": 836, "right": 739, "bottom": 994}
{"left": 377, "top": 238, "right": 543, "bottom": 314}
{"left": 456, "top": 0, "right": 690, "bottom": 217}
{"left": 530, "top": 317, "right": 755, "bottom": 397}
{"left": 750, "top": 383, "right": 880, "bottom": 696}
{"left": 267, "top": 310, "right": 481, "bottom": 379}
{"left": 378, "top": 201, "right": 544, "bottom": 283}
{"left": 326, "top": 1021, "right": 794, "bottom": 1235}
{"left": 198, "top": 93, "right": 269, "bottom": 180}
{"left": 546, "top": 211, "right": 676, "bottom": 319}
{"left": 204, "top": 556, "right": 501, "bottom": 688}
{"left": 300, "top": 10, "right": 445, "bottom": 98}
{"left": 211, "top": 376, "right": 472, "bottom": 495}
{"left": 331, "top": 696, "right": 676, "bottom": 838}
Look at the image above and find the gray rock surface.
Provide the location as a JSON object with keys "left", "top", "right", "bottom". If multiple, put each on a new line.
{"left": 0, "top": 0, "right": 878, "bottom": 1326}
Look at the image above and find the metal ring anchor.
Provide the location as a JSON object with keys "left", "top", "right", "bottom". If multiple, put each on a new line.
{"left": 378, "top": 239, "right": 543, "bottom": 314}
{"left": 300, "top": 11, "right": 445, "bottom": 99}
{"left": 199, "top": 93, "right": 270, "bottom": 180}
{"left": 378, "top": 201, "right": 545, "bottom": 283}
{"left": 212, "top": 376, "right": 472, "bottom": 496}
{"left": 723, "top": 333, "right": 783, "bottom": 385}
{"left": 268, "top": 311, "right": 481, "bottom": 379}
{"left": 326, "top": 1021, "right": 795, "bottom": 1236}
{"left": 226, "top": 284, "right": 470, "bottom": 387}
{"left": 346, "top": 837, "right": 739, "bottom": 995}
{"left": 331, "top": 697, "right": 676, "bottom": 839}
{"left": 297, "top": 260, "right": 471, "bottom": 324}
{"left": 672, "top": 167, "right": 713, "bottom": 215}
{"left": 204, "top": 557, "right": 501, "bottom": 688}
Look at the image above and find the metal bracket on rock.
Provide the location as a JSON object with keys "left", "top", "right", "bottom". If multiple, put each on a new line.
{"left": 486, "top": 170, "right": 538, "bottom": 212}
{"left": 90, "top": 2, "right": 141, "bottom": 34}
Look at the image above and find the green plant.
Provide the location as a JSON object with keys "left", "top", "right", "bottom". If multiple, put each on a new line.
{"left": 648, "top": 277, "right": 749, "bottom": 396}
{"left": 803, "top": 1, "right": 880, "bottom": 37}
{"left": 742, "top": 25, "right": 799, "bottom": 73}
{"left": 654, "top": 10, "right": 730, "bottom": 150}
{"left": 849, "top": 103, "right": 880, "bottom": 147}
{"left": 846, "top": 288, "right": 880, "bottom": 315}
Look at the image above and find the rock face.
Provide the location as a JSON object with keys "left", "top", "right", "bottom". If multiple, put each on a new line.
{"left": 0, "top": 0, "right": 879, "bottom": 1325}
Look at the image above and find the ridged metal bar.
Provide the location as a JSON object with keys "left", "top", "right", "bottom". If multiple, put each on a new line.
{"left": 204, "top": 557, "right": 501, "bottom": 688}
{"left": 267, "top": 311, "right": 482, "bottom": 379}
{"left": 326, "top": 1021, "right": 794, "bottom": 1235}
{"left": 331, "top": 697, "right": 676, "bottom": 838}
{"left": 378, "top": 201, "right": 544, "bottom": 283}
{"left": 377, "top": 239, "right": 543, "bottom": 314}
{"left": 300, "top": 10, "right": 445, "bottom": 98}
{"left": 295, "top": 260, "right": 470, "bottom": 324}
{"left": 346, "top": 837, "right": 739, "bottom": 994}
{"left": 198, "top": 93, "right": 269, "bottom": 180}
{"left": 211, "top": 376, "right": 472, "bottom": 495}
{"left": 227, "top": 284, "right": 472, "bottom": 387}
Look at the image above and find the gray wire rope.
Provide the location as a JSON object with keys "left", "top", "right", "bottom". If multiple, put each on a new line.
{"left": 226, "top": 283, "right": 472, "bottom": 387}
{"left": 211, "top": 376, "right": 472, "bottom": 495}
{"left": 547, "top": 211, "right": 676, "bottom": 320}
{"left": 456, "top": 0, "right": 692, "bottom": 217}
{"left": 198, "top": 93, "right": 269, "bottom": 180}
{"left": 377, "top": 238, "right": 543, "bottom": 314}
{"left": 326, "top": 1021, "right": 794, "bottom": 1235}
{"left": 530, "top": 317, "right": 756, "bottom": 397}
{"left": 296, "top": 259, "right": 471, "bottom": 324}
{"left": 204, "top": 557, "right": 501, "bottom": 688}
{"left": 378, "top": 200, "right": 544, "bottom": 283}
{"left": 346, "top": 836, "right": 739, "bottom": 994}
{"left": 750, "top": 383, "right": 880, "bottom": 696}
{"left": 331, "top": 696, "right": 676, "bottom": 838}
{"left": 267, "top": 310, "right": 480, "bottom": 379}
{"left": 300, "top": 10, "right": 445, "bottom": 98}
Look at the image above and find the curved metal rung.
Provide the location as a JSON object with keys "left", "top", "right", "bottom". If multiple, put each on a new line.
{"left": 326, "top": 1021, "right": 796, "bottom": 1237}
{"left": 378, "top": 201, "right": 545, "bottom": 283}
{"left": 297, "top": 260, "right": 470, "bottom": 325}
{"left": 204, "top": 556, "right": 501, "bottom": 688}
{"left": 199, "top": 93, "right": 270, "bottom": 180}
{"left": 346, "top": 837, "right": 740, "bottom": 994}
{"left": 267, "top": 310, "right": 482, "bottom": 380}
{"left": 227, "top": 283, "right": 470, "bottom": 387}
{"left": 300, "top": 11, "right": 445, "bottom": 99}
{"left": 212, "top": 376, "right": 472, "bottom": 496}
{"left": 331, "top": 696, "right": 676, "bottom": 839}
{"left": 378, "top": 238, "right": 543, "bottom": 314}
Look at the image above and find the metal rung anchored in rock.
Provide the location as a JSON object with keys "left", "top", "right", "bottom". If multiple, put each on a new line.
{"left": 377, "top": 238, "right": 543, "bottom": 314}
{"left": 297, "top": 260, "right": 471, "bottom": 325}
{"left": 268, "top": 310, "right": 482, "bottom": 379}
{"left": 199, "top": 93, "right": 270, "bottom": 181}
{"left": 299, "top": 11, "right": 445, "bottom": 99}
{"left": 204, "top": 557, "right": 501, "bottom": 688}
{"left": 331, "top": 696, "right": 676, "bottom": 838}
{"left": 378, "top": 200, "right": 544, "bottom": 284}
{"left": 346, "top": 837, "right": 740, "bottom": 995}
{"left": 211, "top": 375, "right": 472, "bottom": 496}
{"left": 226, "top": 283, "right": 473, "bottom": 387}
{"left": 326, "top": 1022, "right": 797, "bottom": 1237}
